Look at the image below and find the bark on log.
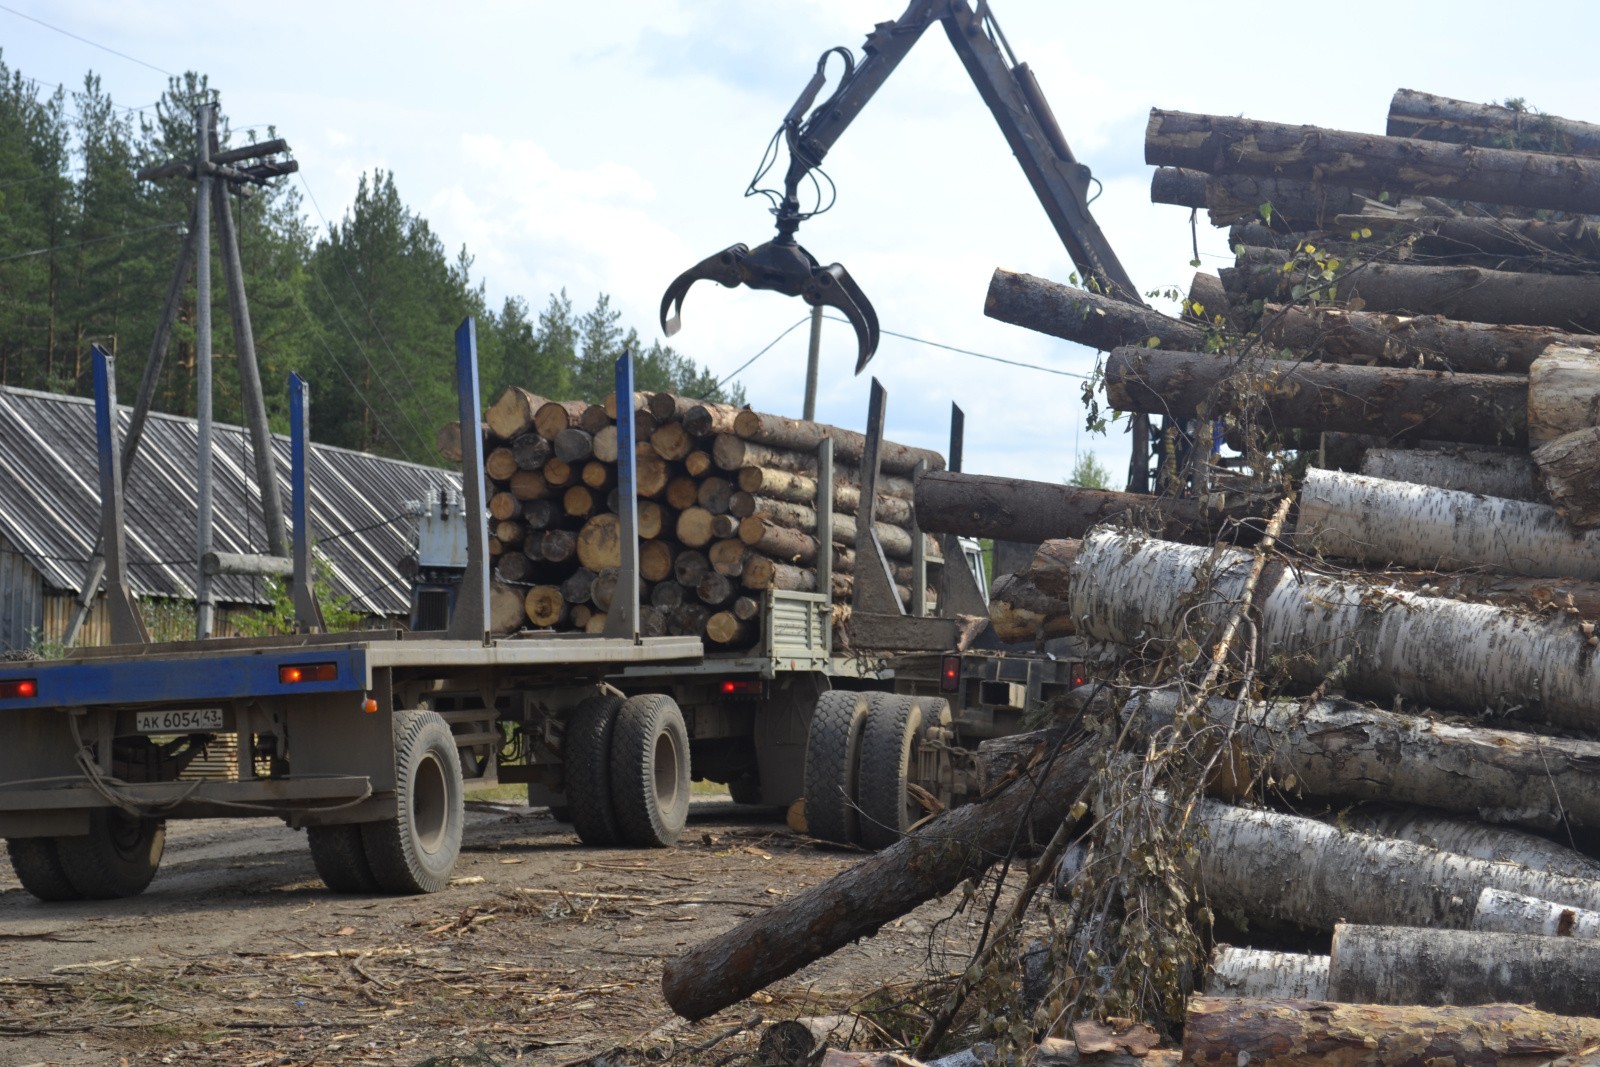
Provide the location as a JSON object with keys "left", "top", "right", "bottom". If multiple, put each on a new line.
{"left": 1361, "top": 446, "right": 1540, "bottom": 502}
{"left": 1228, "top": 249, "right": 1600, "bottom": 334}
{"left": 539, "top": 529, "right": 577, "bottom": 564}
{"left": 649, "top": 391, "right": 695, "bottom": 422}
{"left": 1027, "top": 539, "right": 1082, "bottom": 600}
{"left": 604, "top": 390, "right": 648, "bottom": 421}
{"left": 578, "top": 404, "right": 609, "bottom": 435}
{"left": 1346, "top": 213, "right": 1600, "bottom": 264}
{"left": 1182, "top": 996, "right": 1600, "bottom": 1067}
{"left": 1146, "top": 108, "right": 1600, "bottom": 215}
{"left": 1106, "top": 346, "right": 1529, "bottom": 447}
{"left": 485, "top": 387, "right": 547, "bottom": 441}
{"left": 715, "top": 436, "right": 823, "bottom": 476}
{"left": 1191, "top": 797, "right": 1600, "bottom": 931}
{"left": 1205, "top": 947, "right": 1329, "bottom": 1000}
{"left": 1152, "top": 166, "right": 1375, "bottom": 228}
{"left": 673, "top": 549, "right": 710, "bottom": 587}
{"left": 552, "top": 427, "right": 593, "bottom": 464}
{"left": 1072, "top": 528, "right": 1600, "bottom": 729}
{"left": 1329, "top": 923, "right": 1600, "bottom": 1017}
{"left": 697, "top": 476, "right": 735, "bottom": 515}
{"left": 739, "top": 514, "right": 913, "bottom": 560}
{"left": 731, "top": 489, "right": 914, "bottom": 528}
{"left": 914, "top": 469, "right": 1267, "bottom": 545}
{"left": 1296, "top": 469, "right": 1600, "bottom": 579}
{"left": 697, "top": 572, "right": 736, "bottom": 608}
{"left": 1474, "top": 888, "right": 1600, "bottom": 940}
{"left": 982, "top": 268, "right": 1203, "bottom": 354}
{"left": 1529, "top": 347, "right": 1600, "bottom": 446}
{"left": 988, "top": 572, "right": 1075, "bottom": 643}
{"left": 560, "top": 568, "right": 596, "bottom": 605}
{"left": 576, "top": 514, "right": 621, "bottom": 571}
{"left": 1188, "top": 272, "right": 1237, "bottom": 331}
{"left": 523, "top": 585, "right": 566, "bottom": 628}
{"left": 534, "top": 399, "right": 586, "bottom": 440}
{"left": 738, "top": 464, "right": 916, "bottom": 504}
{"left": 683, "top": 401, "right": 743, "bottom": 438}
{"left": 659, "top": 728, "right": 1096, "bottom": 1019}
{"left": 1131, "top": 687, "right": 1600, "bottom": 832}
{"left": 1388, "top": 89, "right": 1600, "bottom": 158}
{"left": 650, "top": 579, "right": 685, "bottom": 611}
{"left": 1259, "top": 304, "right": 1595, "bottom": 376}
{"left": 511, "top": 432, "right": 553, "bottom": 471}
{"left": 1534, "top": 428, "right": 1600, "bottom": 529}
{"left": 1344, "top": 809, "right": 1600, "bottom": 881}
{"left": 639, "top": 540, "right": 675, "bottom": 583}
{"left": 739, "top": 519, "right": 819, "bottom": 564}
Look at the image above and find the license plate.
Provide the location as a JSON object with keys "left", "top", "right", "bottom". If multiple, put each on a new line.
{"left": 135, "top": 708, "right": 225, "bottom": 733}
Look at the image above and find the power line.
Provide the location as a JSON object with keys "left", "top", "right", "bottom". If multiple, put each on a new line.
{"left": 714, "top": 315, "right": 811, "bottom": 388}
{"left": 0, "top": 3, "right": 177, "bottom": 78}
{"left": 0, "top": 220, "right": 182, "bottom": 263}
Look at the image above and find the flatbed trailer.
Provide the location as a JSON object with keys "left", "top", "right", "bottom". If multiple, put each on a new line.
{"left": 0, "top": 322, "right": 703, "bottom": 901}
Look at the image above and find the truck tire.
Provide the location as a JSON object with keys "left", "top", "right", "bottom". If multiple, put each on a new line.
{"left": 564, "top": 694, "right": 624, "bottom": 846}
{"left": 361, "top": 710, "right": 464, "bottom": 894}
{"left": 6, "top": 837, "right": 82, "bottom": 902}
{"left": 53, "top": 810, "right": 165, "bottom": 899}
{"left": 727, "top": 773, "right": 762, "bottom": 806}
{"left": 308, "top": 824, "right": 380, "bottom": 894}
{"left": 856, "top": 694, "right": 924, "bottom": 850}
{"left": 609, "top": 694, "right": 690, "bottom": 848}
{"left": 802, "top": 691, "right": 870, "bottom": 845}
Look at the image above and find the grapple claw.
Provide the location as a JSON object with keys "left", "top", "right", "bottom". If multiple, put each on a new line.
{"left": 660, "top": 244, "right": 751, "bottom": 337}
{"left": 801, "top": 263, "right": 879, "bottom": 374}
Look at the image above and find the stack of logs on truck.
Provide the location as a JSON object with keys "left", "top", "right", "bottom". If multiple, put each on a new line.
{"left": 439, "top": 389, "right": 945, "bottom": 647}
{"left": 647, "top": 89, "right": 1600, "bottom": 1062}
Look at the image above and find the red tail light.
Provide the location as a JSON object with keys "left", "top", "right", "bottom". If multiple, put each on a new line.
{"left": 279, "top": 662, "right": 338, "bottom": 684}
{"left": 0, "top": 679, "right": 37, "bottom": 699}
{"left": 940, "top": 654, "right": 961, "bottom": 693}
{"left": 719, "top": 679, "right": 761, "bottom": 696}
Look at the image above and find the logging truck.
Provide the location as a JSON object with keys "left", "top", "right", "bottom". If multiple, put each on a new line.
{"left": 0, "top": 324, "right": 707, "bottom": 902}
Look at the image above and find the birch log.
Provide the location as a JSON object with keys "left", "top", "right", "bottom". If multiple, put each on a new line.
{"left": 1183, "top": 997, "right": 1600, "bottom": 1067}
{"left": 1360, "top": 447, "right": 1541, "bottom": 502}
{"left": 1343, "top": 809, "right": 1600, "bottom": 881}
{"left": 1130, "top": 688, "right": 1600, "bottom": 831}
{"left": 1205, "top": 947, "right": 1329, "bottom": 1000}
{"left": 1071, "top": 528, "right": 1600, "bottom": 728}
{"left": 1191, "top": 798, "right": 1600, "bottom": 930}
{"left": 1534, "top": 428, "right": 1600, "bottom": 529}
{"left": 1473, "top": 888, "right": 1600, "bottom": 940}
{"left": 1529, "top": 347, "right": 1600, "bottom": 447}
{"left": 1296, "top": 469, "right": 1600, "bottom": 579}
{"left": 1328, "top": 924, "right": 1600, "bottom": 1017}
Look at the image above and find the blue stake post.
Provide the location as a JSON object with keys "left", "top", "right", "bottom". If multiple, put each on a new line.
{"left": 603, "top": 351, "right": 640, "bottom": 642}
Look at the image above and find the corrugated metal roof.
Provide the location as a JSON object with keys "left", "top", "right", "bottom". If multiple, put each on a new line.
{"left": 0, "top": 386, "right": 459, "bottom": 617}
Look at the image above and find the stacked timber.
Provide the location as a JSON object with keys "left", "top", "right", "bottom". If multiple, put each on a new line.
{"left": 448, "top": 387, "right": 944, "bottom": 646}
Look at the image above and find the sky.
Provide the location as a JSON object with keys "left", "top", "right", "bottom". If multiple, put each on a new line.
{"left": 5, "top": 0, "right": 1598, "bottom": 487}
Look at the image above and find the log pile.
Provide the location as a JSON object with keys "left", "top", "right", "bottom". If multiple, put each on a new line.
{"left": 448, "top": 387, "right": 944, "bottom": 647}
{"left": 657, "top": 88, "right": 1600, "bottom": 1062}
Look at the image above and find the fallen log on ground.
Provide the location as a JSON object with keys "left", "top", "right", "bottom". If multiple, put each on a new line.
{"left": 659, "top": 729, "right": 1095, "bottom": 1019}
{"left": 1205, "top": 947, "right": 1329, "bottom": 1000}
{"left": 1296, "top": 469, "right": 1600, "bottom": 579}
{"left": 1535, "top": 427, "right": 1600, "bottom": 529}
{"left": 1072, "top": 528, "right": 1600, "bottom": 728}
{"left": 1329, "top": 923, "right": 1600, "bottom": 1018}
{"left": 984, "top": 269, "right": 1205, "bottom": 351}
{"left": 1183, "top": 996, "right": 1600, "bottom": 1067}
{"left": 1473, "top": 888, "right": 1600, "bottom": 940}
{"left": 1145, "top": 108, "right": 1600, "bottom": 216}
{"left": 1105, "top": 346, "right": 1528, "bottom": 447}
{"left": 1387, "top": 88, "right": 1600, "bottom": 158}
{"left": 1131, "top": 688, "right": 1600, "bottom": 832}
{"left": 914, "top": 470, "right": 1267, "bottom": 546}
{"left": 1343, "top": 808, "right": 1600, "bottom": 881}
{"left": 1360, "top": 446, "right": 1540, "bottom": 502}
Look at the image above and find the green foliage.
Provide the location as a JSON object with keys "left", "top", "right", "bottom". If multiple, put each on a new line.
{"left": 232, "top": 554, "right": 363, "bottom": 637}
{"left": 1066, "top": 452, "right": 1111, "bottom": 490}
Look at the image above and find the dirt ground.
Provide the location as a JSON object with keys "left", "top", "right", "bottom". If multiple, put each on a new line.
{"left": 0, "top": 800, "right": 986, "bottom": 1067}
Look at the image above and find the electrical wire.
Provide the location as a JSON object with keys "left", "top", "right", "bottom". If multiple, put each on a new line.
{"left": 713, "top": 314, "right": 812, "bottom": 388}
{"left": 0, "top": 220, "right": 183, "bottom": 264}
{"left": 0, "top": 3, "right": 177, "bottom": 78}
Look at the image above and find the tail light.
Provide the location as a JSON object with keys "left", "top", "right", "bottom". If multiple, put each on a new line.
{"left": 279, "top": 662, "right": 338, "bottom": 684}
{"left": 719, "top": 679, "right": 762, "bottom": 697}
{"left": 0, "top": 679, "right": 38, "bottom": 699}
{"left": 940, "top": 654, "right": 961, "bottom": 693}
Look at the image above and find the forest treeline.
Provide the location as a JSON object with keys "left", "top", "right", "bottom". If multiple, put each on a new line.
{"left": 0, "top": 60, "right": 743, "bottom": 465}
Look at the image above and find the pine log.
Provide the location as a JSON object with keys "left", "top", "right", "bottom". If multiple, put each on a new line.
{"left": 569, "top": 603, "right": 592, "bottom": 629}
{"left": 914, "top": 469, "right": 1266, "bottom": 546}
{"left": 541, "top": 457, "right": 573, "bottom": 487}
{"left": 1106, "top": 346, "right": 1529, "bottom": 447}
{"left": 576, "top": 514, "right": 621, "bottom": 571}
{"left": 650, "top": 580, "right": 685, "bottom": 611}
{"left": 488, "top": 491, "right": 520, "bottom": 522}
{"left": 636, "top": 455, "right": 670, "bottom": 499}
{"left": 673, "top": 549, "right": 710, "bottom": 587}
{"left": 1260, "top": 305, "right": 1595, "bottom": 376}
{"left": 435, "top": 420, "right": 468, "bottom": 462}
{"left": 485, "top": 386, "right": 547, "bottom": 441}
{"left": 1228, "top": 248, "right": 1600, "bottom": 333}
{"left": 738, "top": 520, "right": 819, "bottom": 564}
{"left": 580, "top": 461, "right": 613, "bottom": 491}
{"left": 635, "top": 500, "right": 666, "bottom": 541}
{"left": 715, "top": 436, "right": 817, "bottom": 475}
{"left": 591, "top": 568, "right": 619, "bottom": 612}
{"left": 578, "top": 404, "right": 609, "bottom": 435}
{"left": 731, "top": 487, "right": 914, "bottom": 528}
{"left": 710, "top": 539, "right": 750, "bottom": 578}
{"left": 487, "top": 536, "right": 504, "bottom": 558}
{"left": 633, "top": 409, "right": 658, "bottom": 443}
{"left": 985, "top": 268, "right": 1206, "bottom": 352}
{"left": 494, "top": 552, "right": 532, "bottom": 584}
{"left": 591, "top": 425, "right": 618, "bottom": 464}
{"left": 1027, "top": 539, "right": 1081, "bottom": 600}
{"left": 534, "top": 399, "right": 587, "bottom": 440}
{"left": 648, "top": 391, "right": 695, "bottom": 422}
{"left": 1152, "top": 166, "right": 1374, "bottom": 228}
{"left": 677, "top": 506, "right": 718, "bottom": 549}
{"left": 738, "top": 513, "right": 914, "bottom": 560}
{"left": 560, "top": 568, "right": 596, "bottom": 605}
{"left": 1388, "top": 89, "right": 1600, "bottom": 158}
{"left": 659, "top": 727, "right": 1096, "bottom": 1019}
{"left": 583, "top": 611, "right": 608, "bottom": 634}
{"left": 639, "top": 605, "right": 668, "bottom": 639}
{"left": 697, "top": 476, "right": 735, "bottom": 515}
{"left": 682, "top": 401, "right": 742, "bottom": 438}
{"left": 738, "top": 464, "right": 916, "bottom": 503}
{"left": 562, "top": 485, "right": 598, "bottom": 519}
{"left": 1534, "top": 428, "right": 1600, "bottom": 528}
{"left": 685, "top": 450, "right": 713, "bottom": 477}
{"left": 492, "top": 519, "right": 524, "bottom": 545}
{"left": 710, "top": 514, "right": 739, "bottom": 540}
{"left": 1191, "top": 797, "right": 1600, "bottom": 931}
{"left": 521, "top": 498, "right": 558, "bottom": 530}
{"left": 489, "top": 581, "right": 527, "bottom": 635}
{"left": 756, "top": 1016, "right": 875, "bottom": 1064}
{"left": 697, "top": 572, "right": 736, "bottom": 608}
{"left": 1131, "top": 688, "right": 1600, "bottom": 832}
{"left": 509, "top": 469, "right": 550, "bottom": 502}
{"left": 1344, "top": 809, "right": 1600, "bottom": 881}
{"left": 523, "top": 585, "right": 566, "bottom": 628}
{"left": 511, "top": 432, "right": 553, "bottom": 471}
{"left": 1329, "top": 924, "right": 1600, "bottom": 1017}
{"left": 670, "top": 603, "right": 709, "bottom": 637}
{"left": 605, "top": 390, "right": 649, "bottom": 421}
{"left": 651, "top": 421, "right": 693, "bottom": 462}
{"left": 1188, "top": 272, "right": 1237, "bottom": 331}
{"left": 1296, "top": 469, "right": 1600, "bottom": 579}
{"left": 988, "top": 572, "right": 1075, "bottom": 643}
{"left": 705, "top": 611, "right": 750, "bottom": 646}
{"left": 732, "top": 411, "right": 945, "bottom": 477}
{"left": 1474, "top": 888, "right": 1600, "bottom": 940}
{"left": 1529, "top": 347, "right": 1600, "bottom": 446}
{"left": 1344, "top": 212, "right": 1600, "bottom": 264}
{"left": 485, "top": 448, "right": 519, "bottom": 482}
{"left": 1360, "top": 446, "right": 1541, "bottom": 502}
{"left": 1145, "top": 108, "right": 1600, "bottom": 215}
{"left": 1205, "top": 947, "right": 1329, "bottom": 1000}
{"left": 732, "top": 596, "right": 760, "bottom": 622}
{"left": 552, "top": 427, "right": 594, "bottom": 464}
{"left": 538, "top": 529, "right": 577, "bottom": 564}
{"left": 1182, "top": 996, "right": 1600, "bottom": 1067}
{"left": 639, "top": 540, "right": 675, "bottom": 583}
{"left": 664, "top": 476, "right": 700, "bottom": 511}
{"left": 742, "top": 557, "right": 857, "bottom": 595}
{"left": 1071, "top": 528, "right": 1600, "bottom": 730}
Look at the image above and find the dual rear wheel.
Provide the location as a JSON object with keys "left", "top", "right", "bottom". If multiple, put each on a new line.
{"left": 802, "top": 691, "right": 950, "bottom": 849}
{"left": 7, "top": 810, "right": 165, "bottom": 901}
{"left": 563, "top": 693, "right": 691, "bottom": 849}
